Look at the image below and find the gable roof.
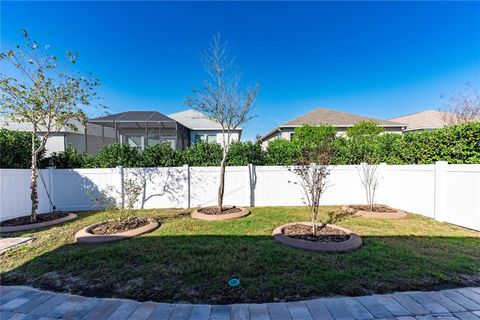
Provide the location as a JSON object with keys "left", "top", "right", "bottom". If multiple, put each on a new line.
{"left": 389, "top": 110, "right": 447, "bottom": 131}
{"left": 168, "top": 109, "right": 241, "bottom": 131}
{"left": 284, "top": 108, "right": 404, "bottom": 127}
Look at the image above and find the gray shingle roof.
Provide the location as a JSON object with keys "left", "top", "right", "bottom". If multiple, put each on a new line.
{"left": 283, "top": 108, "right": 404, "bottom": 127}
{"left": 168, "top": 109, "right": 242, "bottom": 130}
{"left": 90, "top": 111, "right": 176, "bottom": 123}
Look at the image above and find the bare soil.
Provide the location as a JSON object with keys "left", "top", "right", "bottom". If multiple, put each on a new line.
{"left": 349, "top": 205, "right": 396, "bottom": 213}
{"left": 283, "top": 224, "right": 351, "bottom": 243}
{"left": 0, "top": 212, "right": 69, "bottom": 227}
{"left": 90, "top": 217, "right": 150, "bottom": 235}
{"left": 198, "top": 206, "right": 243, "bottom": 215}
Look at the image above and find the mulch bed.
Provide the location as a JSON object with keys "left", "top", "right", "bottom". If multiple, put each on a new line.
{"left": 90, "top": 217, "right": 150, "bottom": 235}
{"left": 283, "top": 224, "right": 351, "bottom": 243}
{"left": 197, "top": 206, "right": 243, "bottom": 215}
{"left": 0, "top": 212, "right": 69, "bottom": 227}
{"left": 348, "top": 205, "right": 396, "bottom": 213}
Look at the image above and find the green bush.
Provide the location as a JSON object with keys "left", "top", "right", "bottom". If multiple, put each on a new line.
{"left": 141, "top": 143, "right": 183, "bottom": 167}
{"left": 93, "top": 143, "right": 141, "bottom": 168}
{"left": 293, "top": 124, "right": 338, "bottom": 147}
{"left": 346, "top": 121, "right": 384, "bottom": 138}
{"left": 227, "top": 141, "right": 264, "bottom": 166}
{"left": 0, "top": 129, "right": 43, "bottom": 168}
{"left": 264, "top": 139, "right": 301, "bottom": 165}
{"left": 182, "top": 141, "right": 222, "bottom": 166}
{"left": 43, "top": 145, "right": 94, "bottom": 168}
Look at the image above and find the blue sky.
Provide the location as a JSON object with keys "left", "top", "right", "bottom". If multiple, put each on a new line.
{"left": 1, "top": 1, "right": 480, "bottom": 140}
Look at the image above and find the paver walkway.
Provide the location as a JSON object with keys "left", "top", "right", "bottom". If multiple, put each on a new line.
{"left": 1, "top": 286, "right": 480, "bottom": 320}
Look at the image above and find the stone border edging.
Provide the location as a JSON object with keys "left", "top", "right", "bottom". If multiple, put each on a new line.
{"left": 272, "top": 222, "right": 362, "bottom": 253}
{"left": 191, "top": 206, "right": 250, "bottom": 221}
{"left": 75, "top": 218, "right": 159, "bottom": 244}
{"left": 0, "top": 213, "right": 78, "bottom": 233}
{"left": 342, "top": 204, "right": 408, "bottom": 220}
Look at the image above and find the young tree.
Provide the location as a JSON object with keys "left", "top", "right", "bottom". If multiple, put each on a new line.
{"left": 291, "top": 131, "right": 336, "bottom": 236}
{"left": 357, "top": 162, "right": 380, "bottom": 211}
{"left": 441, "top": 83, "right": 480, "bottom": 125}
{"left": 0, "top": 30, "right": 100, "bottom": 222}
{"left": 186, "top": 33, "right": 259, "bottom": 211}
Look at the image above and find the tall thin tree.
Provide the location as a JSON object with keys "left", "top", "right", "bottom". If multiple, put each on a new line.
{"left": 0, "top": 30, "right": 100, "bottom": 222}
{"left": 186, "top": 33, "right": 258, "bottom": 211}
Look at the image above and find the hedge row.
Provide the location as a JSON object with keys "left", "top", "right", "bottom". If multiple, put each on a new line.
{"left": 1, "top": 122, "right": 479, "bottom": 169}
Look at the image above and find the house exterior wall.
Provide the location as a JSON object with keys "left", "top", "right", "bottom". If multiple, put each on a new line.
{"left": 190, "top": 130, "right": 240, "bottom": 145}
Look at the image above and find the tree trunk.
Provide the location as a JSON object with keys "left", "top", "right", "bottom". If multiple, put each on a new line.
{"left": 30, "top": 132, "right": 39, "bottom": 223}
{"left": 311, "top": 207, "right": 317, "bottom": 237}
{"left": 218, "top": 152, "right": 227, "bottom": 212}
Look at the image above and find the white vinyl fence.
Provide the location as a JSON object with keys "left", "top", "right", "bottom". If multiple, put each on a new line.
{"left": 1, "top": 162, "right": 479, "bottom": 231}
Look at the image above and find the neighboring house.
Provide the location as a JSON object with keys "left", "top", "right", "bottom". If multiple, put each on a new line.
{"left": 0, "top": 117, "right": 115, "bottom": 156}
{"left": 1, "top": 109, "right": 242, "bottom": 155}
{"left": 168, "top": 109, "right": 241, "bottom": 145}
{"left": 259, "top": 108, "right": 405, "bottom": 149}
{"left": 389, "top": 110, "right": 449, "bottom": 132}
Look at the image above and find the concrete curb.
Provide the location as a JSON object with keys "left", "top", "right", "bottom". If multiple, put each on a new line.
{"left": 75, "top": 218, "right": 159, "bottom": 244}
{"left": 0, "top": 213, "right": 78, "bottom": 233}
{"left": 272, "top": 222, "right": 362, "bottom": 253}
{"left": 191, "top": 206, "right": 250, "bottom": 221}
{"left": 342, "top": 204, "right": 408, "bottom": 220}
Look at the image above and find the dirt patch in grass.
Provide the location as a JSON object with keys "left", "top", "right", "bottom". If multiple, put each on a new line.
{"left": 90, "top": 217, "right": 150, "bottom": 235}
{"left": 283, "top": 224, "right": 351, "bottom": 243}
{"left": 197, "top": 206, "right": 243, "bottom": 215}
{"left": 0, "top": 212, "right": 69, "bottom": 227}
{"left": 349, "top": 205, "right": 395, "bottom": 212}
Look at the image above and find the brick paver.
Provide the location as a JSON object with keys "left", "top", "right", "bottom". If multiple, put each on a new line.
{"left": 1, "top": 286, "right": 479, "bottom": 320}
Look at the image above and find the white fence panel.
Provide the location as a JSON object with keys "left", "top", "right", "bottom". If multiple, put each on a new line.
{"left": 0, "top": 169, "right": 51, "bottom": 221}
{"left": 190, "top": 166, "right": 250, "bottom": 208}
{"left": 254, "top": 166, "right": 304, "bottom": 207}
{"left": 443, "top": 165, "right": 480, "bottom": 230}
{"left": 0, "top": 163, "right": 479, "bottom": 231}
{"left": 52, "top": 168, "right": 120, "bottom": 212}
{"left": 125, "top": 167, "right": 188, "bottom": 209}
{"left": 382, "top": 165, "right": 436, "bottom": 218}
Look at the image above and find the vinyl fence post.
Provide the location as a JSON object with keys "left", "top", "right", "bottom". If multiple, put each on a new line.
{"left": 184, "top": 164, "right": 190, "bottom": 209}
{"left": 47, "top": 166, "right": 56, "bottom": 212}
{"left": 117, "top": 166, "right": 124, "bottom": 209}
{"left": 378, "top": 162, "right": 387, "bottom": 205}
{"left": 434, "top": 161, "right": 448, "bottom": 222}
{"left": 248, "top": 164, "right": 256, "bottom": 207}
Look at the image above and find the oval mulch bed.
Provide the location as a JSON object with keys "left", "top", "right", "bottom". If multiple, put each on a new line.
{"left": 272, "top": 222, "right": 362, "bottom": 253}
{"left": 75, "top": 218, "right": 159, "bottom": 244}
{"left": 0, "top": 212, "right": 77, "bottom": 233}
{"left": 191, "top": 205, "right": 250, "bottom": 221}
{"left": 342, "top": 204, "right": 408, "bottom": 220}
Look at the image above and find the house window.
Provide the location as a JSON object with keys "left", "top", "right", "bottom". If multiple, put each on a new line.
{"left": 194, "top": 133, "right": 217, "bottom": 144}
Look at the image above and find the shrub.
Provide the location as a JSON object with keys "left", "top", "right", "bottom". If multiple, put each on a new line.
{"left": 44, "top": 145, "right": 94, "bottom": 168}
{"left": 227, "top": 141, "right": 265, "bottom": 165}
{"left": 293, "top": 124, "right": 338, "bottom": 147}
{"left": 264, "top": 139, "right": 301, "bottom": 165}
{"left": 346, "top": 121, "right": 384, "bottom": 138}
{"left": 0, "top": 129, "right": 43, "bottom": 168}
{"left": 182, "top": 141, "right": 222, "bottom": 166}
{"left": 93, "top": 143, "right": 141, "bottom": 168}
{"left": 141, "top": 143, "right": 183, "bottom": 167}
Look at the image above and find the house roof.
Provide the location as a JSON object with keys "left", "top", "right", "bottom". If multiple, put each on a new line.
{"left": 260, "top": 107, "right": 405, "bottom": 141}
{"left": 88, "top": 111, "right": 177, "bottom": 129}
{"left": 90, "top": 111, "right": 176, "bottom": 123}
{"left": 284, "top": 108, "right": 404, "bottom": 127}
{"left": 168, "top": 109, "right": 241, "bottom": 131}
{"left": 389, "top": 110, "right": 448, "bottom": 131}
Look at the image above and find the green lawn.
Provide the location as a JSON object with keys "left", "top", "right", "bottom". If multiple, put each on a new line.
{"left": 1, "top": 207, "right": 479, "bottom": 304}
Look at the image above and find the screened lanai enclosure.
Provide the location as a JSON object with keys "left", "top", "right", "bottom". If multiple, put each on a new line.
{"left": 86, "top": 111, "right": 190, "bottom": 153}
